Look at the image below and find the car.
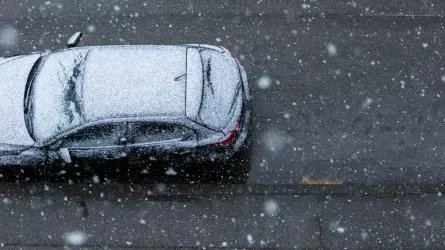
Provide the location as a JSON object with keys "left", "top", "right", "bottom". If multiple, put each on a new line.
{"left": 0, "top": 34, "right": 251, "bottom": 170}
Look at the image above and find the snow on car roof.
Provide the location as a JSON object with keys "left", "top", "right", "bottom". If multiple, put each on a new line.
{"left": 0, "top": 54, "right": 40, "bottom": 145}
{"left": 82, "top": 46, "right": 187, "bottom": 121}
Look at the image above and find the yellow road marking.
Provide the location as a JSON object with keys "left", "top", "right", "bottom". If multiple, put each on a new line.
{"left": 300, "top": 175, "right": 342, "bottom": 185}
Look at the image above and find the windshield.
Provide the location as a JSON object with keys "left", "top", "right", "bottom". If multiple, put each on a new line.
{"left": 27, "top": 49, "right": 88, "bottom": 142}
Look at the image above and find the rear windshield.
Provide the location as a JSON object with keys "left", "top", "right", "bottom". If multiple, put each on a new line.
{"left": 198, "top": 49, "right": 240, "bottom": 130}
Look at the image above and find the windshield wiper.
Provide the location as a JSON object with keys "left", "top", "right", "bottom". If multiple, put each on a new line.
{"left": 205, "top": 59, "right": 214, "bottom": 95}
{"left": 24, "top": 56, "right": 43, "bottom": 140}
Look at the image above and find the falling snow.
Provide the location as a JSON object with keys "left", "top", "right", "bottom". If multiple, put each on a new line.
{"left": 87, "top": 25, "right": 96, "bottom": 33}
{"left": 326, "top": 43, "right": 337, "bottom": 56}
{"left": 165, "top": 167, "right": 177, "bottom": 176}
{"left": 0, "top": 2, "right": 443, "bottom": 249}
{"left": 65, "top": 231, "right": 86, "bottom": 246}
{"left": 362, "top": 98, "right": 373, "bottom": 108}
{"left": 0, "top": 26, "right": 18, "bottom": 48}
{"left": 264, "top": 199, "right": 279, "bottom": 216}
{"left": 257, "top": 76, "right": 273, "bottom": 89}
{"left": 92, "top": 175, "right": 100, "bottom": 184}
{"left": 247, "top": 234, "right": 254, "bottom": 244}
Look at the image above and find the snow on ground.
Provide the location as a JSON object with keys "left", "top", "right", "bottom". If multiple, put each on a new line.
{"left": 0, "top": 26, "right": 18, "bottom": 48}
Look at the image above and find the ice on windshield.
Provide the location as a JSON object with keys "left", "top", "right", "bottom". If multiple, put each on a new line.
{"left": 32, "top": 49, "right": 88, "bottom": 142}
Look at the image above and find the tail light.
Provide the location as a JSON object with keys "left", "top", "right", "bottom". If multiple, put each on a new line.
{"left": 211, "top": 120, "right": 240, "bottom": 148}
{"left": 224, "top": 48, "right": 239, "bottom": 67}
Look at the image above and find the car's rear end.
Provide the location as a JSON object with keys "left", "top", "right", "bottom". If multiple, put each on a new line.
{"left": 185, "top": 45, "right": 251, "bottom": 162}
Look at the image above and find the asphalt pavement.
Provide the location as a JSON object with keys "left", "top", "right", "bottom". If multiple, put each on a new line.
{"left": 3, "top": 0, "right": 445, "bottom": 185}
{"left": 1, "top": 0, "right": 445, "bottom": 248}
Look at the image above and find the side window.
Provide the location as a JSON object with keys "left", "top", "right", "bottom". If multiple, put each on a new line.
{"left": 62, "top": 124, "right": 124, "bottom": 148}
{"left": 131, "top": 123, "right": 194, "bottom": 144}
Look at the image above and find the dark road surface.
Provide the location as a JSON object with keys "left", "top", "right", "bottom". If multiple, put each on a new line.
{"left": 2, "top": 0, "right": 445, "bottom": 248}
{"left": 1, "top": 0, "right": 445, "bottom": 185}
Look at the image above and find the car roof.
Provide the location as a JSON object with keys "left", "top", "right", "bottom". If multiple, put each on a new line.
{"left": 79, "top": 45, "right": 188, "bottom": 121}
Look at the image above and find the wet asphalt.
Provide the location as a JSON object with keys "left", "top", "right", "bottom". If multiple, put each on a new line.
{"left": 2, "top": 0, "right": 445, "bottom": 185}
{"left": 1, "top": 0, "right": 445, "bottom": 248}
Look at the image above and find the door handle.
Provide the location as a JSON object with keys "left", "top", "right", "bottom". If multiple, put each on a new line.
{"left": 105, "top": 150, "right": 127, "bottom": 159}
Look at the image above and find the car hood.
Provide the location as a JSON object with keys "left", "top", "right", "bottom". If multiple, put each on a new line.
{"left": 0, "top": 54, "right": 40, "bottom": 146}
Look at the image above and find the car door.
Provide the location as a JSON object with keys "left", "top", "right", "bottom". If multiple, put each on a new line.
{"left": 0, "top": 144, "right": 46, "bottom": 166}
{"left": 126, "top": 122, "right": 197, "bottom": 164}
{"left": 59, "top": 123, "right": 128, "bottom": 164}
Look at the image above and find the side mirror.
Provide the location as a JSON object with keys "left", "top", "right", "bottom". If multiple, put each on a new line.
{"left": 119, "top": 137, "right": 128, "bottom": 145}
{"left": 66, "top": 32, "right": 83, "bottom": 48}
{"left": 59, "top": 147, "right": 72, "bottom": 164}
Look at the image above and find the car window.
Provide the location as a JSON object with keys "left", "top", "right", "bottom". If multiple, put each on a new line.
{"left": 62, "top": 124, "right": 125, "bottom": 148}
{"left": 130, "top": 123, "right": 194, "bottom": 145}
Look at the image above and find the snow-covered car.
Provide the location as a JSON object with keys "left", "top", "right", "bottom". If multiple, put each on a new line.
{"left": 0, "top": 44, "right": 251, "bottom": 167}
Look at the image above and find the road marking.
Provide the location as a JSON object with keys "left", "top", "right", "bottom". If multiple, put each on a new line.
{"left": 300, "top": 175, "right": 342, "bottom": 185}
